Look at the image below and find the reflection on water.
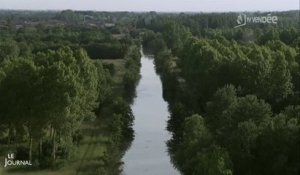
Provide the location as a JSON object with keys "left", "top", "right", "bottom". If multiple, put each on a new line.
{"left": 122, "top": 49, "right": 180, "bottom": 175}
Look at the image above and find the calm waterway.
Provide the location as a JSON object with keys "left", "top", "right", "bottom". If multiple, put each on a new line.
{"left": 122, "top": 49, "right": 180, "bottom": 175}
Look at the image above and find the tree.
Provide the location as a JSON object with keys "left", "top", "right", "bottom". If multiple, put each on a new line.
{"left": 191, "top": 146, "right": 233, "bottom": 175}
{"left": 282, "top": 105, "right": 300, "bottom": 121}
{"left": 0, "top": 47, "right": 103, "bottom": 167}
{"left": 206, "top": 84, "right": 238, "bottom": 131}
{"left": 255, "top": 113, "right": 300, "bottom": 175}
{"left": 111, "top": 97, "right": 134, "bottom": 139}
{"left": 229, "top": 95, "right": 272, "bottom": 125}
{"left": 0, "top": 39, "right": 20, "bottom": 62}
{"left": 176, "top": 114, "right": 232, "bottom": 175}
{"left": 267, "top": 51, "right": 293, "bottom": 102}
{"left": 0, "top": 57, "right": 43, "bottom": 150}
{"left": 35, "top": 47, "right": 101, "bottom": 166}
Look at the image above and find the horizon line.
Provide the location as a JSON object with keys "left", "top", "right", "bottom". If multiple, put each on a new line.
{"left": 0, "top": 8, "right": 299, "bottom": 13}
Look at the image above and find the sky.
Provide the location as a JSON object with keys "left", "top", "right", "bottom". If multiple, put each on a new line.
{"left": 0, "top": 0, "right": 299, "bottom": 12}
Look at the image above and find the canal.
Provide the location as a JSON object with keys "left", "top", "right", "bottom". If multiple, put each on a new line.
{"left": 122, "top": 48, "right": 180, "bottom": 175}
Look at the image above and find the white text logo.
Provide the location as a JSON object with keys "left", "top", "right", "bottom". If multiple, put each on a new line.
{"left": 3, "top": 153, "right": 32, "bottom": 168}
{"left": 235, "top": 14, "right": 278, "bottom": 28}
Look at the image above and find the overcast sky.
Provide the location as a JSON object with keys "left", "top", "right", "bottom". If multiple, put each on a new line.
{"left": 0, "top": 0, "right": 299, "bottom": 12}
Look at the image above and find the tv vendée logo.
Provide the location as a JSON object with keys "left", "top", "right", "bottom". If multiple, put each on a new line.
{"left": 235, "top": 13, "right": 278, "bottom": 28}
{"left": 2, "top": 153, "right": 32, "bottom": 168}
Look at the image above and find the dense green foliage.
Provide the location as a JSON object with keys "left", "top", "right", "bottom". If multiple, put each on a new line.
{"left": 0, "top": 9, "right": 299, "bottom": 175}
{"left": 0, "top": 10, "right": 141, "bottom": 174}
{"left": 0, "top": 47, "right": 106, "bottom": 167}
{"left": 141, "top": 11, "right": 300, "bottom": 175}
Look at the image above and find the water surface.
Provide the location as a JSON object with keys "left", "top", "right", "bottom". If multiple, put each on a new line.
{"left": 122, "top": 49, "right": 180, "bottom": 175}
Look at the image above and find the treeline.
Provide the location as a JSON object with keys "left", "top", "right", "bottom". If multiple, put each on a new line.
{"left": 0, "top": 45, "right": 140, "bottom": 173}
{"left": 141, "top": 11, "right": 300, "bottom": 175}
{"left": 138, "top": 11, "right": 299, "bottom": 46}
{"left": 0, "top": 11, "right": 142, "bottom": 174}
{"left": 104, "top": 45, "right": 141, "bottom": 144}
{"left": 0, "top": 47, "right": 109, "bottom": 168}
{"left": 96, "top": 45, "right": 141, "bottom": 174}
{"left": 178, "top": 37, "right": 299, "bottom": 112}
{"left": 0, "top": 10, "right": 135, "bottom": 60}
{"left": 0, "top": 26, "right": 129, "bottom": 60}
{"left": 123, "top": 46, "right": 142, "bottom": 103}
